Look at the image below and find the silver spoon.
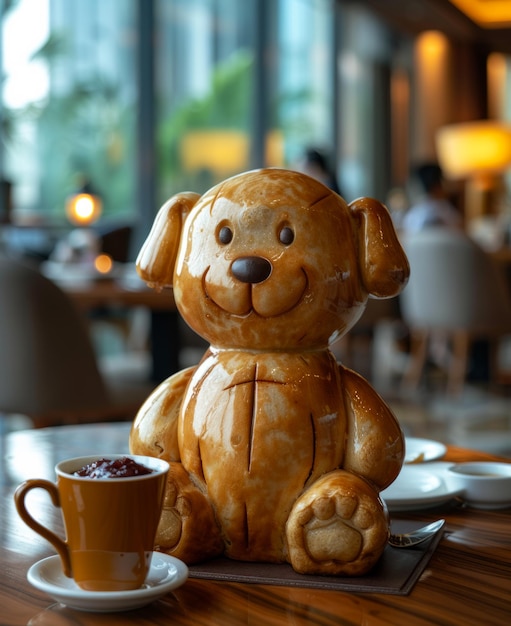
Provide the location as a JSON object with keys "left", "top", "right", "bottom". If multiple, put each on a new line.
{"left": 389, "top": 519, "right": 445, "bottom": 548}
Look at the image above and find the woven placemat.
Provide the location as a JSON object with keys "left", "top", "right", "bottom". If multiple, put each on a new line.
{"left": 189, "top": 519, "right": 444, "bottom": 595}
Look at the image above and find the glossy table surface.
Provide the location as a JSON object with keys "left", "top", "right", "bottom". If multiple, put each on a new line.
{"left": 1, "top": 422, "right": 510, "bottom": 626}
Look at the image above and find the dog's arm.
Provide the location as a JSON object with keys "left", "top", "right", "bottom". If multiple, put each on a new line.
{"left": 129, "top": 366, "right": 196, "bottom": 461}
{"left": 339, "top": 365, "right": 404, "bottom": 491}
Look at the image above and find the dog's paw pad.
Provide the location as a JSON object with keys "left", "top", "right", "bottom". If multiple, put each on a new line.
{"left": 286, "top": 471, "right": 388, "bottom": 575}
{"left": 304, "top": 493, "right": 376, "bottom": 562}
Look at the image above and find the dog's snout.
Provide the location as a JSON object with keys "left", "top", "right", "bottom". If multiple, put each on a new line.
{"left": 231, "top": 256, "right": 272, "bottom": 284}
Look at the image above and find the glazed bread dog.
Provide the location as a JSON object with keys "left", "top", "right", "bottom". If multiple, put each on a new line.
{"left": 130, "top": 168, "right": 409, "bottom": 576}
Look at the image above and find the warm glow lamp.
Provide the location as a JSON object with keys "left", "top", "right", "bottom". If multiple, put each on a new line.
{"left": 436, "top": 120, "right": 511, "bottom": 221}
{"left": 65, "top": 182, "right": 103, "bottom": 227}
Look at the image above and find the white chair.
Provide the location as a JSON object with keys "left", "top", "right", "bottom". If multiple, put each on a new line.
{"left": 0, "top": 256, "right": 151, "bottom": 428}
{"left": 399, "top": 228, "right": 511, "bottom": 395}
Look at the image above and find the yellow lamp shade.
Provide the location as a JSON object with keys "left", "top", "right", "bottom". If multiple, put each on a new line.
{"left": 180, "top": 129, "right": 285, "bottom": 177}
{"left": 436, "top": 121, "right": 511, "bottom": 180}
{"left": 448, "top": 0, "right": 511, "bottom": 29}
{"left": 181, "top": 130, "right": 249, "bottom": 176}
{"left": 66, "top": 192, "right": 102, "bottom": 226}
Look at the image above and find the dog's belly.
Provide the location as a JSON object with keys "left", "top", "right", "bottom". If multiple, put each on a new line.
{"left": 179, "top": 350, "right": 346, "bottom": 560}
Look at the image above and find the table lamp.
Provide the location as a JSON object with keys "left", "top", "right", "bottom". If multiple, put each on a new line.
{"left": 56, "top": 180, "right": 107, "bottom": 268}
{"left": 65, "top": 181, "right": 103, "bottom": 227}
{"left": 436, "top": 120, "right": 511, "bottom": 223}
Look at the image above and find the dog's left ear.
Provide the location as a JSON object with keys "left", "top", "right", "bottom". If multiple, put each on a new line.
{"left": 136, "top": 192, "right": 200, "bottom": 290}
{"left": 349, "top": 197, "right": 410, "bottom": 298}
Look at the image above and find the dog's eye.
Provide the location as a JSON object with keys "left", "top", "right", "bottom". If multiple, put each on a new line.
{"left": 219, "top": 226, "right": 233, "bottom": 244}
{"left": 279, "top": 226, "right": 294, "bottom": 245}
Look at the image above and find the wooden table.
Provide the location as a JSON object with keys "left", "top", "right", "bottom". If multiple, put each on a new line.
{"left": 1, "top": 423, "right": 510, "bottom": 626}
{"left": 62, "top": 277, "right": 176, "bottom": 312}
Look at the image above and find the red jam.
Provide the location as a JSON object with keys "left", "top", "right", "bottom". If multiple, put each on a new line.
{"left": 74, "top": 457, "right": 153, "bottom": 479}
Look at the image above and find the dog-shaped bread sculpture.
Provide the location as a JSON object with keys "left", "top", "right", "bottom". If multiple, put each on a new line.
{"left": 130, "top": 168, "right": 410, "bottom": 576}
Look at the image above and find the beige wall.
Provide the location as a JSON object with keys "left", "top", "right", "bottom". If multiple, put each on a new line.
{"left": 410, "top": 31, "right": 488, "bottom": 163}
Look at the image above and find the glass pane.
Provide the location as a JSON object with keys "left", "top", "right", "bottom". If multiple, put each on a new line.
{"left": 1, "top": 0, "right": 137, "bottom": 225}
{"left": 276, "top": 0, "right": 335, "bottom": 169}
{"left": 156, "top": 0, "right": 257, "bottom": 201}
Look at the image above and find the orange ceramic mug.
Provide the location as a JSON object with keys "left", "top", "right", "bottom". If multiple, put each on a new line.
{"left": 14, "top": 454, "right": 169, "bottom": 591}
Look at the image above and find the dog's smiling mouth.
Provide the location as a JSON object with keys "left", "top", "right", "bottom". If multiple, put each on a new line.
{"left": 203, "top": 263, "right": 309, "bottom": 319}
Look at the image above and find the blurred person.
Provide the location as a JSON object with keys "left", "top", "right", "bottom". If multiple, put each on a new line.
{"left": 296, "top": 147, "right": 342, "bottom": 195}
{"left": 401, "top": 162, "right": 463, "bottom": 235}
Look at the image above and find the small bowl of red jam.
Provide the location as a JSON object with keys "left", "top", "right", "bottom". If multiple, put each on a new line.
{"left": 74, "top": 456, "right": 155, "bottom": 479}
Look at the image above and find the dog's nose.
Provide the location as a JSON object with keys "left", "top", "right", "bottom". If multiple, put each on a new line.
{"left": 231, "top": 256, "right": 272, "bottom": 284}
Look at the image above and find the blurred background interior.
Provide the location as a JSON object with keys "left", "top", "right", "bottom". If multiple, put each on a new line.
{"left": 1, "top": 0, "right": 511, "bottom": 457}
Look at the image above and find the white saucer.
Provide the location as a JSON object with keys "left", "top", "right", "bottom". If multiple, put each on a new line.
{"left": 381, "top": 462, "right": 463, "bottom": 512}
{"left": 404, "top": 437, "right": 447, "bottom": 464}
{"left": 27, "top": 552, "right": 188, "bottom": 612}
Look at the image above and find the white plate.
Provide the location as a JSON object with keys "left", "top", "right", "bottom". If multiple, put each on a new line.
{"left": 405, "top": 437, "right": 447, "bottom": 464}
{"left": 381, "top": 462, "right": 463, "bottom": 512}
{"left": 27, "top": 552, "right": 188, "bottom": 613}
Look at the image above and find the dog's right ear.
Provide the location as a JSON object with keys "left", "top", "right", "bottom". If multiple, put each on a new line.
{"left": 136, "top": 192, "right": 200, "bottom": 290}
{"left": 349, "top": 196, "right": 410, "bottom": 298}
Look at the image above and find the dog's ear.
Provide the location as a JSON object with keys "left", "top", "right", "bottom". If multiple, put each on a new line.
{"left": 136, "top": 192, "right": 200, "bottom": 290}
{"left": 349, "top": 197, "right": 410, "bottom": 298}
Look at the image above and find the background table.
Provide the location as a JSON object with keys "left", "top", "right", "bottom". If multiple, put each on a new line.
{"left": 1, "top": 423, "right": 510, "bottom": 625}
{"left": 66, "top": 278, "right": 181, "bottom": 382}
{"left": 47, "top": 264, "right": 182, "bottom": 383}
{"left": 61, "top": 277, "right": 176, "bottom": 312}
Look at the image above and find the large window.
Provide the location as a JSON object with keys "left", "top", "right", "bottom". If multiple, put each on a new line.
{"left": 0, "top": 0, "right": 341, "bottom": 247}
{"left": 154, "top": 0, "right": 336, "bottom": 203}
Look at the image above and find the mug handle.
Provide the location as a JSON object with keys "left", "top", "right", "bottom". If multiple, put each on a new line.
{"left": 14, "top": 479, "right": 72, "bottom": 578}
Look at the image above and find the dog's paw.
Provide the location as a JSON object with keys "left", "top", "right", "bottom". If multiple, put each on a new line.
{"left": 286, "top": 470, "right": 389, "bottom": 575}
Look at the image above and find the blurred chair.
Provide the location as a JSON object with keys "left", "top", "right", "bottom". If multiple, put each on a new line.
{"left": 332, "top": 297, "right": 406, "bottom": 388}
{"left": 0, "top": 256, "right": 151, "bottom": 429}
{"left": 400, "top": 228, "right": 511, "bottom": 395}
